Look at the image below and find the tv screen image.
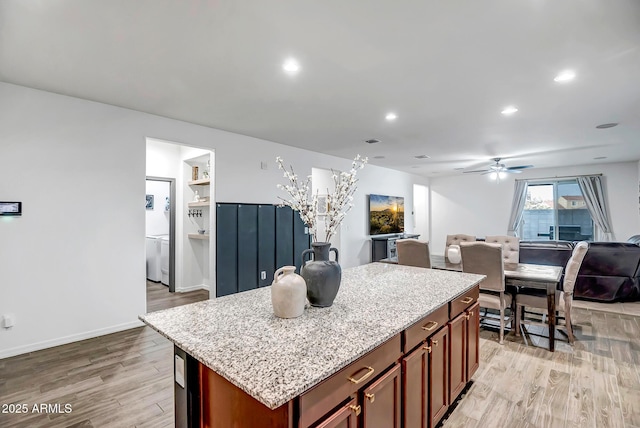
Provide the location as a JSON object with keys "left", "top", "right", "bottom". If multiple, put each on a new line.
{"left": 369, "top": 194, "right": 404, "bottom": 235}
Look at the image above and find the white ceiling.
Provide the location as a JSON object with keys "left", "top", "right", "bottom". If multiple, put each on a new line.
{"left": 1, "top": 0, "right": 639, "bottom": 177}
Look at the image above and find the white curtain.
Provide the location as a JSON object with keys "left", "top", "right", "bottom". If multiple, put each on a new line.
{"left": 576, "top": 176, "right": 614, "bottom": 241}
{"left": 507, "top": 180, "right": 528, "bottom": 236}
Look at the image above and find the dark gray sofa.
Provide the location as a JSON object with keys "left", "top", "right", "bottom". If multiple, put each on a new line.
{"left": 519, "top": 238, "right": 640, "bottom": 302}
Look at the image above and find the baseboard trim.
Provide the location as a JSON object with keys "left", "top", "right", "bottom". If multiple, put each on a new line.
{"left": 177, "top": 284, "right": 209, "bottom": 293}
{"left": 0, "top": 320, "right": 144, "bottom": 360}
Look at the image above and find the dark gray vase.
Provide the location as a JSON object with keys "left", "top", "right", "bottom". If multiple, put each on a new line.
{"left": 301, "top": 242, "right": 341, "bottom": 307}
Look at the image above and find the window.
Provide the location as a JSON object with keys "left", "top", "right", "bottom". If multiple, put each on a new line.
{"left": 520, "top": 180, "right": 594, "bottom": 241}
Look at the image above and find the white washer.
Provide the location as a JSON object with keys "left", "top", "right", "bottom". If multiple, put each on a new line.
{"left": 146, "top": 235, "right": 161, "bottom": 282}
{"left": 160, "top": 236, "right": 170, "bottom": 286}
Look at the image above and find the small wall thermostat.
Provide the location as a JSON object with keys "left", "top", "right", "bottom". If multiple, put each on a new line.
{"left": 0, "top": 202, "right": 22, "bottom": 216}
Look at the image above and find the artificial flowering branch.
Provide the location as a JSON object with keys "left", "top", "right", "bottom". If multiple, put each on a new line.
{"left": 276, "top": 155, "right": 367, "bottom": 243}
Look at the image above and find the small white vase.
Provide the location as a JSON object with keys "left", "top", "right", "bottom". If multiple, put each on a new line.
{"left": 447, "top": 245, "right": 462, "bottom": 264}
{"left": 271, "top": 266, "right": 307, "bottom": 318}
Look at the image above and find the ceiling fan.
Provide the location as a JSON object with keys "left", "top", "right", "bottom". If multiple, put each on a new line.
{"left": 463, "top": 158, "right": 533, "bottom": 175}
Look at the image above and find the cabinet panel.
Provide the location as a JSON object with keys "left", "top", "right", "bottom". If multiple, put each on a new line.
{"left": 237, "top": 204, "right": 258, "bottom": 292}
{"left": 466, "top": 302, "right": 480, "bottom": 381}
{"left": 216, "top": 204, "right": 238, "bottom": 297}
{"left": 276, "top": 206, "right": 294, "bottom": 268}
{"left": 429, "top": 328, "right": 449, "bottom": 428}
{"left": 299, "top": 335, "right": 401, "bottom": 428}
{"left": 258, "top": 205, "right": 276, "bottom": 287}
{"left": 403, "top": 304, "right": 449, "bottom": 353}
{"left": 402, "top": 346, "right": 427, "bottom": 428}
{"left": 362, "top": 364, "right": 401, "bottom": 428}
{"left": 448, "top": 312, "right": 467, "bottom": 403}
{"left": 450, "top": 285, "right": 479, "bottom": 318}
{"left": 316, "top": 398, "right": 359, "bottom": 428}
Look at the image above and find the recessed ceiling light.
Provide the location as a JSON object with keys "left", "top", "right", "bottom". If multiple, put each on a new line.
{"left": 365, "top": 139, "right": 381, "bottom": 144}
{"left": 385, "top": 113, "right": 397, "bottom": 121}
{"left": 373, "top": 155, "right": 385, "bottom": 159}
{"left": 414, "top": 155, "right": 430, "bottom": 159}
{"left": 501, "top": 106, "right": 518, "bottom": 115}
{"left": 593, "top": 156, "right": 607, "bottom": 160}
{"left": 554, "top": 70, "right": 576, "bottom": 82}
{"left": 282, "top": 58, "right": 300, "bottom": 75}
{"left": 595, "top": 123, "right": 618, "bottom": 129}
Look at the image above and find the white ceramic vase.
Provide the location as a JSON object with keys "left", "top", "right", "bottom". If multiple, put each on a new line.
{"left": 271, "top": 266, "right": 307, "bottom": 318}
{"left": 447, "top": 244, "right": 462, "bottom": 264}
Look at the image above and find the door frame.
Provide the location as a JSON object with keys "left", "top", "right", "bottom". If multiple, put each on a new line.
{"left": 146, "top": 176, "right": 177, "bottom": 292}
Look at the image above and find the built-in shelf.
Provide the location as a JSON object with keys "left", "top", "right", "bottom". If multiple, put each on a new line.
{"left": 188, "top": 233, "right": 209, "bottom": 240}
{"left": 188, "top": 201, "right": 210, "bottom": 207}
{"left": 189, "top": 178, "right": 211, "bottom": 186}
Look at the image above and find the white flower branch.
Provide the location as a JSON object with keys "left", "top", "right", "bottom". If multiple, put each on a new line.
{"left": 276, "top": 155, "right": 367, "bottom": 243}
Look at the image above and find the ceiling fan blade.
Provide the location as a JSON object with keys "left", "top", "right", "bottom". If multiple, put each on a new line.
{"left": 463, "top": 169, "right": 490, "bottom": 174}
{"left": 506, "top": 165, "right": 533, "bottom": 170}
{"left": 504, "top": 169, "right": 523, "bottom": 174}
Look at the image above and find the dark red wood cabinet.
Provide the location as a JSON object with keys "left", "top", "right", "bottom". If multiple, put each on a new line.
{"left": 185, "top": 286, "right": 480, "bottom": 428}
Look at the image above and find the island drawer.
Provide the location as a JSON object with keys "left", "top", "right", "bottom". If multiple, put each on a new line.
{"left": 450, "top": 285, "right": 479, "bottom": 318}
{"left": 298, "top": 334, "right": 402, "bottom": 428}
{"left": 403, "top": 303, "right": 448, "bottom": 352}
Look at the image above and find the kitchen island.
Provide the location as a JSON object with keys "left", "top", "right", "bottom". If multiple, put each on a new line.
{"left": 140, "top": 262, "right": 484, "bottom": 428}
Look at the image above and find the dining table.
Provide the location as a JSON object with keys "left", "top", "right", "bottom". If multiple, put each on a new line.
{"left": 381, "top": 254, "right": 564, "bottom": 351}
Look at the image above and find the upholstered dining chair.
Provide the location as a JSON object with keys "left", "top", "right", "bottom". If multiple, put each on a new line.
{"left": 515, "top": 241, "right": 589, "bottom": 345}
{"left": 396, "top": 239, "right": 431, "bottom": 268}
{"left": 460, "top": 241, "right": 512, "bottom": 344}
{"left": 445, "top": 234, "right": 476, "bottom": 261}
{"left": 485, "top": 235, "right": 520, "bottom": 264}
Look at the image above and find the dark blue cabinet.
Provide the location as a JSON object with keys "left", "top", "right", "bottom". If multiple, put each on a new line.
{"left": 216, "top": 203, "right": 310, "bottom": 297}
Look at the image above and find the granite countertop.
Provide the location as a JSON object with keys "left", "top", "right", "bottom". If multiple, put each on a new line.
{"left": 139, "top": 263, "right": 484, "bottom": 410}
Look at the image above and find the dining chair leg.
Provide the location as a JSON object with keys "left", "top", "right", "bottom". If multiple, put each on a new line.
{"left": 499, "top": 306, "right": 505, "bottom": 344}
{"left": 515, "top": 304, "right": 521, "bottom": 336}
{"left": 564, "top": 298, "right": 575, "bottom": 345}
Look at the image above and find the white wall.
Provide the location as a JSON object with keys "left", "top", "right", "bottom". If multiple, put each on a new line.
{"left": 145, "top": 180, "right": 170, "bottom": 236}
{"left": 430, "top": 162, "right": 639, "bottom": 255}
{"left": 0, "top": 82, "right": 427, "bottom": 358}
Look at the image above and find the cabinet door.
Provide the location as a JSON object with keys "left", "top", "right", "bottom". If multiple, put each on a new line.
{"left": 216, "top": 204, "right": 238, "bottom": 297}
{"left": 429, "top": 328, "right": 449, "bottom": 428}
{"left": 402, "top": 345, "right": 428, "bottom": 428}
{"left": 237, "top": 204, "right": 258, "bottom": 292}
{"left": 316, "top": 397, "right": 359, "bottom": 428}
{"left": 448, "top": 312, "right": 467, "bottom": 403}
{"left": 466, "top": 302, "right": 480, "bottom": 381}
{"left": 362, "top": 364, "right": 401, "bottom": 428}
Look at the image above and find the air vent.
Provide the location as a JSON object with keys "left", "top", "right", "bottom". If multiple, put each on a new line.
{"left": 365, "top": 139, "right": 381, "bottom": 144}
{"left": 596, "top": 123, "right": 618, "bottom": 129}
{"left": 414, "top": 155, "right": 430, "bottom": 159}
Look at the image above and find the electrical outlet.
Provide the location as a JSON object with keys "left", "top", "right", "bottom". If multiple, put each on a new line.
{"left": 304, "top": 227, "right": 309, "bottom": 234}
{"left": 260, "top": 271, "right": 266, "bottom": 280}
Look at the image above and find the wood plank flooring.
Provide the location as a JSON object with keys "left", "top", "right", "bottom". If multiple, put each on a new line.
{"left": 1, "top": 292, "right": 639, "bottom": 427}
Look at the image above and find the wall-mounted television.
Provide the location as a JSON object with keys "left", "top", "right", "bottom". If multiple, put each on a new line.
{"left": 369, "top": 194, "right": 404, "bottom": 235}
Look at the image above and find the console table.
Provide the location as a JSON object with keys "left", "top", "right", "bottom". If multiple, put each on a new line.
{"left": 371, "top": 233, "right": 420, "bottom": 262}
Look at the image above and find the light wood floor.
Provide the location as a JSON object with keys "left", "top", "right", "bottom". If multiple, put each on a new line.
{"left": 146, "top": 280, "right": 209, "bottom": 312}
{"left": 1, "top": 299, "right": 638, "bottom": 427}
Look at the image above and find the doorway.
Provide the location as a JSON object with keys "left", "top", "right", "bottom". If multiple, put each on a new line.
{"left": 145, "top": 176, "right": 176, "bottom": 292}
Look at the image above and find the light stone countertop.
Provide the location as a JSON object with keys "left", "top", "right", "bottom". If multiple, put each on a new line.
{"left": 139, "top": 262, "right": 485, "bottom": 409}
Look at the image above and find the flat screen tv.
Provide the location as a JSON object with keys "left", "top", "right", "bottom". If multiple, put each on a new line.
{"left": 369, "top": 194, "right": 404, "bottom": 235}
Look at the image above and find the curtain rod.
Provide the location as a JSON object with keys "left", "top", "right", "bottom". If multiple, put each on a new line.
{"left": 515, "top": 173, "right": 603, "bottom": 182}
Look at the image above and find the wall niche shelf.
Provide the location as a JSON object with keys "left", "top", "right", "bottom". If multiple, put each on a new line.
{"left": 188, "top": 201, "right": 210, "bottom": 207}
{"left": 189, "top": 178, "right": 211, "bottom": 186}
{"left": 188, "top": 233, "right": 209, "bottom": 240}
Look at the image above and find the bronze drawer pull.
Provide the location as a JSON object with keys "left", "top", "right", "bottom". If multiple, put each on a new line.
{"left": 421, "top": 321, "right": 439, "bottom": 331}
{"left": 348, "top": 366, "right": 375, "bottom": 384}
{"left": 365, "top": 393, "right": 375, "bottom": 403}
{"left": 460, "top": 296, "right": 474, "bottom": 304}
{"left": 432, "top": 339, "right": 439, "bottom": 347}
{"left": 349, "top": 404, "right": 362, "bottom": 416}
